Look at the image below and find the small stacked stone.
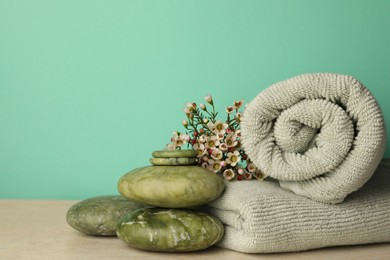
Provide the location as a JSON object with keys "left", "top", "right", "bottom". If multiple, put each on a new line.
{"left": 149, "top": 149, "right": 198, "bottom": 166}
{"left": 65, "top": 149, "right": 225, "bottom": 252}
{"left": 116, "top": 149, "right": 225, "bottom": 252}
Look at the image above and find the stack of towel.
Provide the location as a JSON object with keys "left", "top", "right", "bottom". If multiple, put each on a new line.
{"left": 205, "top": 73, "right": 389, "bottom": 253}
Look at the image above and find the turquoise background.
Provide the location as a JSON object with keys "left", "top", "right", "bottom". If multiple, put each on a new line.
{"left": 1, "top": 0, "right": 389, "bottom": 199}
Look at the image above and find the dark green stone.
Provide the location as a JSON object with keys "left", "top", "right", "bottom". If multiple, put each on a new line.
{"left": 66, "top": 195, "right": 148, "bottom": 236}
{"left": 118, "top": 166, "right": 225, "bottom": 208}
{"left": 117, "top": 208, "right": 224, "bottom": 252}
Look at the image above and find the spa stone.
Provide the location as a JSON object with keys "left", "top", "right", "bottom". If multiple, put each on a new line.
{"left": 66, "top": 195, "right": 147, "bottom": 236}
{"left": 118, "top": 166, "right": 225, "bottom": 208}
{"left": 149, "top": 157, "right": 196, "bottom": 166}
{"left": 152, "top": 149, "right": 198, "bottom": 158}
{"left": 116, "top": 208, "right": 224, "bottom": 252}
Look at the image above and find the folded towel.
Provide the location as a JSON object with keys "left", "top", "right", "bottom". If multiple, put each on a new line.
{"left": 205, "top": 159, "right": 390, "bottom": 253}
{"left": 241, "top": 73, "right": 386, "bottom": 203}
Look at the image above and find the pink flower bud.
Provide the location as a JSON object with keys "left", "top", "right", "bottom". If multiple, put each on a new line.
{"left": 200, "top": 103, "right": 206, "bottom": 110}
{"left": 205, "top": 94, "right": 213, "bottom": 104}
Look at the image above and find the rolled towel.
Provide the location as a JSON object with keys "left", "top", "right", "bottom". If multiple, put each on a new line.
{"left": 241, "top": 73, "right": 386, "bottom": 203}
{"left": 205, "top": 159, "right": 390, "bottom": 253}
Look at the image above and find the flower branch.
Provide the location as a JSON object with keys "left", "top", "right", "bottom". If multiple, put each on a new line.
{"left": 166, "top": 94, "right": 265, "bottom": 181}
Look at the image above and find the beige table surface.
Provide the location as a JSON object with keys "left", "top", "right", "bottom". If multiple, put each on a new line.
{"left": 1, "top": 199, "right": 390, "bottom": 260}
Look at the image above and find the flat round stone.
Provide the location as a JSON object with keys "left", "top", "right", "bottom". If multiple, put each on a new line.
{"left": 149, "top": 157, "right": 196, "bottom": 166}
{"left": 152, "top": 149, "right": 198, "bottom": 158}
{"left": 118, "top": 166, "right": 225, "bottom": 208}
{"left": 117, "top": 208, "right": 224, "bottom": 252}
{"left": 66, "top": 195, "right": 148, "bottom": 236}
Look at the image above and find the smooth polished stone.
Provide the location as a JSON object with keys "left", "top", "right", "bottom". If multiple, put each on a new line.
{"left": 117, "top": 208, "right": 224, "bottom": 252}
{"left": 149, "top": 157, "right": 196, "bottom": 166}
{"left": 152, "top": 149, "right": 198, "bottom": 158}
{"left": 118, "top": 166, "right": 225, "bottom": 208}
{"left": 66, "top": 195, "right": 147, "bottom": 236}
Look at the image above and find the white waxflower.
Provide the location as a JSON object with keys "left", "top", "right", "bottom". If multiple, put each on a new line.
{"left": 193, "top": 143, "right": 206, "bottom": 157}
{"left": 223, "top": 169, "right": 235, "bottom": 180}
{"left": 213, "top": 121, "right": 228, "bottom": 134}
{"left": 219, "top": 143, "right": 228, "bottom": 152}
{"left": 180, "top": 133, "right": 190, "bottom": 142}
{"left": 173, "top": 133, "right": 188, "bottom": 147}
{"left": 233, "top": 100, "right": 243, "bottom": 109}
{"left": 171, "top": 133, "right": 182, "bottom": 147}
{"left": 210, "top": 160, "right": 222, "bottom": 173}
{"left": 207, "top": 122, "right": 215, "bottom": 131}
{"left": 216, "top": 133, "right": 225, "bottom": 141}
{"left": 205, "top": 135, "right": 220, "bottom": 149}
{"left": 244, "top": 171, "right": 253, "bottom": 180}
{"left": 247, "top": 163, "right": 257, "bottom": 173}
{"left": 198, "top": 135, "right": 207, "bottom": 143}
{"left": 253, "top": 170, "right": 265, "bottom": 180}
{"left": 206, "top": 159, "right": 217, "bottom": 172}
{"left": 226, "top": 151, "right": 241, "bottom": 166}
{"left": 183, "top": 107, "right": 191, "bottom": 114}
{"left": 211, "top": 149, "right": 223, "bottom": 161}
{"left": 225, "top": 133, "right": 238, "bottom": 147}
{"left": 226, "top": 106, "right": 234, "bottom": 114}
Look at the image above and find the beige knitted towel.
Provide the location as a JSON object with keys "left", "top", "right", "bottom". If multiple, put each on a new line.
{"left": 241, "top": 73, "right": 386, "bottom": 203}
{"left": 205, "top": 159, "right": 390, "bottom": 253}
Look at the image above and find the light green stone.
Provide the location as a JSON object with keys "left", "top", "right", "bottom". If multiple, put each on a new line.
{"left": 66, "top": 195, "right": 148, "bottom": 236}
{"left": 149, "top": 157, "right": 196, "bottom": 166}
{"left": 152, "top": 149, "right": 198, "bottom": 158}
{"left": 117, "top": 208, "right": 224, "bottom": 252}
{"left": 118, "top": 166, "right": 225, "bottom": 208}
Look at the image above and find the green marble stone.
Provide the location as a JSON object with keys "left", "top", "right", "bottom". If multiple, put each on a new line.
{"left": 118, "top": 166, "right": 225, "bottom": 208}
{"left": 116, "top": 208, "right": 224, "bottom": 252}
{"left": 152, "top": 149, "right": 198, "bottom": 158}
{"left": 149, "top": 157, "right": 196, "bottom": 166}
{"left": 66, "top": 195, "right": 148, "bottom": 236}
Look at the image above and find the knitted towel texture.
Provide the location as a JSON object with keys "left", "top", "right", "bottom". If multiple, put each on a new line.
{"left": 205, "top": 159, "right": 390, "bottom": 253}
{"left": 241, "top": 73, "right": 386, "bottom": 203}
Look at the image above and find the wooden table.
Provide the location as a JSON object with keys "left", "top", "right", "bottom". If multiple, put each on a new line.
{"left": 1, "top": 199, "right": 390, "bottom": 260}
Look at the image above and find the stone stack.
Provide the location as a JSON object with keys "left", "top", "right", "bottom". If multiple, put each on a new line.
{"left": 66, "top": 150, "right": 226, "bottom": 252}
{"left": 116, "top": 150, "right": 225, "bottom": 252}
